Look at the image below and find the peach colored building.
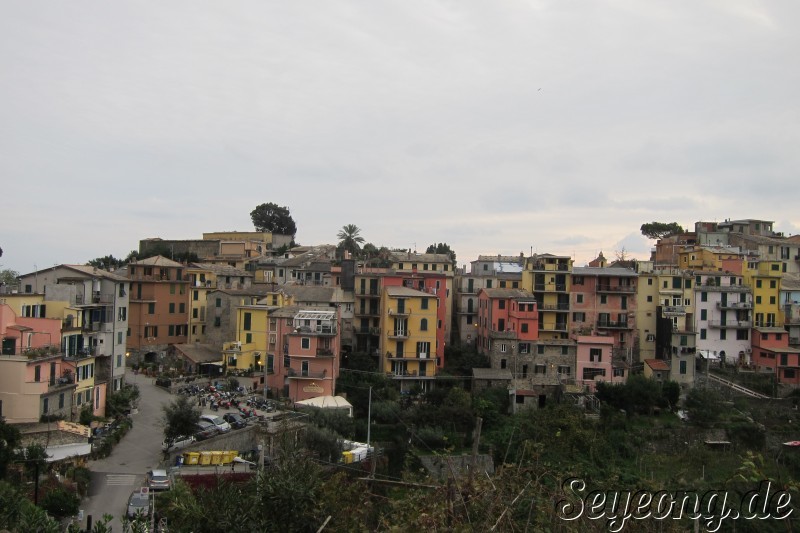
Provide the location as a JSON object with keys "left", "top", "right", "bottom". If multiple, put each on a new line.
{"left": 265, "top": 306, "right": 341, "bottom": 402}
{"left": 125, "top": 256, "right": 189, "bottom": 363}
{"left": 570, "top": 266, "right": 638, "bottom": 356}
{"left": 751, "top": 327, "right": 800, "bottom": 386}
{"left": 575, "top": 335, "right": 626, "bottom": 392}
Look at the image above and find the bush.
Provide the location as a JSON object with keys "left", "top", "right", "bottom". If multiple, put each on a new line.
{"left": 40, "top": 486, "right": 80, "bottom": 518}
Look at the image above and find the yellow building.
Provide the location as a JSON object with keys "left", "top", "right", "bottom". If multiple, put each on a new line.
{"left": 521, "top": 254, "right": 572, "bottom": 340}
{"left": 228, "top": 303, "right": 271, "bottom": 373}
{"left": 743, "top": 258, "right": 783, "bottom": 327}
{"left": 678, "top": 246, "right": 745, "bottom": 272}
{"left": 186, "top": 263, "right": 254, "bottom": 343}
{"left": 381, "top": 286, "right": 439, "bottom": 392}
{"left": 63, "top": 354, "right": 100, "bottom": 417}
{"left": 635, "top": 267, "right": 659, "bottom": 361}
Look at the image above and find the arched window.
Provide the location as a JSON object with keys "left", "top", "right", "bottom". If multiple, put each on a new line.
{"left": 420, "top": 318, "right": 428, "bottom": 331}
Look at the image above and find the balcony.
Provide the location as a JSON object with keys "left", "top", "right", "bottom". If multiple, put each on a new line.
{"left": 48, "top": 374, "right": 76, "bottom": 391}
{"left": 596, "top": 285, "right": 635, "bottom": 294}
{"left": 708, "top": 320, "right": 752, "bottom": 329}
{"left": 355, "top": 327, "right": 381, "bottom": 336}
{"left": 533, "top": 283, "right": 567, "bottom": 292}
{"left": 388, "top": 308, "right": 411, "bottom": 317}
{"left": 662, "top": 306, "right": 686, "bottom": 316}
{"left": 489, "top": 329, "right": 517, "bottom": 339}
{"left": 355, "top": 288, "right": 381, "bottom": 298}
{"left": 291, "top": 325, "right": 337, "bottom": 336}
{"left": 356, "top": 308, "right": 381, "bottom": 317}
{"left": 316, "top": 347, "right": 335, "bottom": 357}
{"left": 597, "top": 320, "right": 632, "bottom": 330}
{"left": 388, "top": 369, "right": 435, "bottom": 379}
{"left": 538, "top": 303, "right": 569, "bottom": 311}
{"left": 540, "top": 323, "right": 569, "bottom": 332}
{"left": 387, "top": 330, "right": 410, "bottom": 339}
{"left": 717, "top": 301, "right": 752, "bottom": 310}
{"left": 287, "top": 368, "right": 327, "bottom": 380}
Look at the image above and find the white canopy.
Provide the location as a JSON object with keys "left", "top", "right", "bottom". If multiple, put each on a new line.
{"left": 295, "top": 395, "right": 353, "bottom": 417}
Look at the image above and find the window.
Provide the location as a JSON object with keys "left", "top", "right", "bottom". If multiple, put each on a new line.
{"left": 558, "top": 366, "right": 571, "bottom": 375}
{"left": 243, "top": 313, "right": 252, "bottom": 331}
{"left": 193, "top": 290, "right": 199, "bottom": 301}
{"left": 573, "top": 276, "right": 584, "bottom": 285}
{"left": 179, "top": 303, "right": 185, "bottom": 313}
{"left": 700, "top": 309, "right": 707, "bottom": 320}
{"left": 720, "top": 329, "right": 726, "bottom": 340}
{"left": 500, "top": 281, "right": 506, "bottom": 288}
{"left": 701, "top": 292, "right": 707, "bottom": 302}
{"left": 246, "top": 333, "right": 252, "bottom": 343}
{"left": 600, "top": 295, "right": 607, "bottom": 305}
{"left": 421, "top": 298, "right": 429, "bottom": 310}
{"left": 500, "top": 343, "right": 507, "bottom": 353}
{"left": 215, "top": 298, "right": 221, "bottom": 308}
{"left": 534, "top": 364, "right": 547, "bottom": 375}
{"left": 118, "top": 307, "right": 127, "bottom": 321}
{"left": 498, "top": 300, "right": 505, "bottom": 310}
{"left": 301, "top": 338, "right": 310, "bottom": 350}
{"left": 770, "top": 296, "right": 776, "bottom": 305}
{"left": 148, "top": 303, "right": 155, "bottom": 314}
{"left": 500, "top": 358, "right": 507, "bottom": 369}
{"left": 169, "top": 325, "right": 175, "bottom": 336}
{"left": 756, "top": 296, "right": 762, "bottom": 304}
{"left": 537, "top": 345, "right": 545, "bottom": 355}
{"left": 42, "top": 398, "right": 49, "bottom": 414}
{"left": 521, "top": 323, "right": 528, "bottom": 333}
{"left": 117, "top": 332, "right": 123, "bottom": 344}
{"left": 647, "top": 295, "right": 653, "bottom": 302}
{"left": 214, "top": 317, "right": 221, "bottom": 327}
{"left": 576, "top": 294, "right": 584, "bottom": 304}
{"left": 736, "top": 329, "right": 748, "bottom": 340}
{"left": 420, "top": 318, "right": 428, "bottom": 331}
{"left": 781, "top": 354, "right": 788, "bottom": 366}
{"left": 169, "top": 303, "right": 175, "bottom": 313}
{"left": 519, "top": 343, "right": 530, "bottom": 354}
{"left": 648, "top": 278, "right": 653, "bottom": 285}
{"left": 58, "top": 393, "right": 64, "bottom": 409}
{"left": 700, "top": 329, "right": 707, "bottom": 340}
{"left": 573, "top": 312, "right": 585, "bottom": 322}
{"left": 589, "top": 348, "right": 602, "bottom": 362}
{"left": 34, "top": 365, "right": 41, "bottom": 382}
{"left": 562, "top": 346, "right": 569, "bottom": 355}
{"left": 486, "top": 280, "right": 492, "bottom": 289}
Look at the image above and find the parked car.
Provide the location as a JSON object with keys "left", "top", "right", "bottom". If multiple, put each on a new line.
{"left": 200, "top": 414, "right": 232, "bottom": 433}
{"left": 127, "top": 490, "right": 151, "bottom": 519}
{"left": 222, "top": 412, "right": 247, "bottom": 430}
{"left": 146, "top": 469, "right": 171, "bottom": 491}
{"left": 194, "top": 420, "right": 219, "bottom": 441}
{"left": 162, "top": 434, "right": 196, "bottom": 451}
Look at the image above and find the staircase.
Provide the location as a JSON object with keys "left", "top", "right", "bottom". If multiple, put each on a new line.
{"left": 706, "top": 373, "right": 770, "bottom": 399}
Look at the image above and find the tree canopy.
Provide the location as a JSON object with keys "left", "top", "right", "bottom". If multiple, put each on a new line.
{"left": 337, "top": 224, "right": 365, "bottom": 258}
{"left": 425, "top": 242, "right": 456, "bottom": 263}
{"left": 162, "top": 395, "right": 201, "bottom": 443}
{"left": 640, "top": 221, "right": 684, "bottom": 240}
{"left": 0, "top": 269, "right": 18, "bottom": 287}
{"left": 250, "top": 203, "right": 297, "bottom": 236}
{"left": 86, "top": 255, "right": 126, "bottom": 271}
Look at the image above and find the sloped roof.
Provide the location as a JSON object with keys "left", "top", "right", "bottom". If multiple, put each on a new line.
{"left": 390, "top": 252, "right": 453, "bottom": 263}
{"left": 645, "top": 359, "right": 670, "bottom": 371}
{"left": 280, "top": 285, "right": 336, "bottom": 303}
{"left": 572, "top": 266, "right": 638, "bottom": 277}
{"left": 385, "top": 286, "right": 429, "bottom": 298}
{"left": 60, "top": 265, "right": 129, "bottom": 282}
{"left": 172, "top": 344, "right": 223, "bottom": 364}
{"left": 131, "top": 256, "right": 184, "bottom": 267}
{"left": 481, "top": 288, "right": 536, "bottom": 300}
{"left": 189, "top": 263, "right": 252, "bottom": 277}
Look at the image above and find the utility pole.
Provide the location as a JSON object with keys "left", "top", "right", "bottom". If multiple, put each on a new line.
{"left": 469, "top": 417, "right": 483, "bottom": 485}
{"left": 366, "top": 386, "right": 372, "bottom": 448}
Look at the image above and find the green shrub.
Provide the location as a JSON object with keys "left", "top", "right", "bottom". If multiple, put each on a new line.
{"left": 40, "top": 486, "right": 80, "bottom": 518}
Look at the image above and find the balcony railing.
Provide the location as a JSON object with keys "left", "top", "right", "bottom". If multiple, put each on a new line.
{"left": 388, "top": 308, "right": 411, "bottom": 316}
{"left": 538, "top": 303, "right": 569, "bottom": 311}
{"left": 316, "top": 348, "right": 335, "bottom": 357}
{"left": 533, "top": 283, "right": 567, "bottom": 292}
{"left": 596, "top": 285, "right": 635, "bottom": 294}
{"left": 708, "top": 320, "right": 752, "bottom": 328}
{"left": 489, "top": 329, "right": 517, "bottom": 339}
{"left": 355, "top": 288, "right": 381, "bottom": 297}
{"left": 388, "top": 330, "right": 410, "bottom": 339}
{"left": 385, "top": 352, "right": 431, "bottom": 360}
{"left": 287, "top": 368, "right": 327, "bottom": 379}
{"left": 716, "top": 301, "right": 752, "bottom": 310}
{"left": 539, "top": 323, "right": 569, "bottom": 332}
{"left": 597, "top": 320, "right": 631, "bottom": 329}
{"left": 662, "top": 306, "right": 686, "bottom": 316}
{"left": 388, "top": 369, "right": 435, "bottom": 378}
{"left": 48, "top": 374, "right": 75, "bottom": 391}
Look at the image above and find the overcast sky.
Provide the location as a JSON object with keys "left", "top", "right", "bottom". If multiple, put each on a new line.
{"left": 2, "top": 1, "right": 799, "bottom": 275}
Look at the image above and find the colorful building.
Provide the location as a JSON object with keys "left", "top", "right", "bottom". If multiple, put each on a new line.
{"left": 694, "top": 271, "right": 752, "bottom": 365}
{"left": 751, "top": 327, "right": 800, "bottom": 386}
{"left": 743, "top": 258, "right": 784, "bottom": 329}
{"left": 521, "top": 254, "right": 572, "bottom": 341}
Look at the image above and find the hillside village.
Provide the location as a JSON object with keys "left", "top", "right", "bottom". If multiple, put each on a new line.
{"left": 2, "top": 216, "right": 800, "bottom": 530}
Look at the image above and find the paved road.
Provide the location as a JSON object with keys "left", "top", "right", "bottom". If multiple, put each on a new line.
{"left": 79, "top": 372, "right": 173, "bottom": 531}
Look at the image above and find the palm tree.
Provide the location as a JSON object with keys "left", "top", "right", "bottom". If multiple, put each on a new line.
{"left": 337, "top": 224, "right": 365, "bottom": 258}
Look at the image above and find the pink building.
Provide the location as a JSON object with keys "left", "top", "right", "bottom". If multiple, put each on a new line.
{"left": 266, "top": 307, "right": 341, "bottom": 403}
{"left": 575, "top": 335, "right": 626, "bottom": 392}
{"left": 751, "top": 327, "right": 800, "bottom": 385}
{"left": 571, "top": 267, "right": 638, "bottom": 355}
{"left": 1, "top": 304, "right": 62, "bottom": 355}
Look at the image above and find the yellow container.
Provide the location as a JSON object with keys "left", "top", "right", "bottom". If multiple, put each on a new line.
{"left": 184, "top": 452, "right": 200, "bottom": 465}
{"left": 199, "top": 451, "right": 213, "bottom": 465}
{"left": 342, "top": 451, "right": 353, "bottom": 464}
{"left": 210, "top": 451, "right": 223, "bottom": 465}
{"left": 222, "top": 451, "right": 238, "bottom": 464}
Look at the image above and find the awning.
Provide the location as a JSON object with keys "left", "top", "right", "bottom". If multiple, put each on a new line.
{"left": 45, "top": 443, "right": 92, "bottom": 462}
{"left": 201, "top": 361, "right": 224, "bottom": 366}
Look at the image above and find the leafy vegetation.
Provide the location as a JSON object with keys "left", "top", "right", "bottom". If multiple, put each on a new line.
{"left": 250, "top": 202, "right": 297, "bottom": 236}
{"left": 425, "top": 242, "right": 456, "bottom": 262}
{"left": 640, "top": 221, "right": 685, "bottom": 240}
{"left": 163, "top": 395, "right": 201, "bottom": 443}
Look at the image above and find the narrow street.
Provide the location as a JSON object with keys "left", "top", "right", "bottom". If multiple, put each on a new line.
{"left": 79, "top": 372, "right": 173, "bottom": 531}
